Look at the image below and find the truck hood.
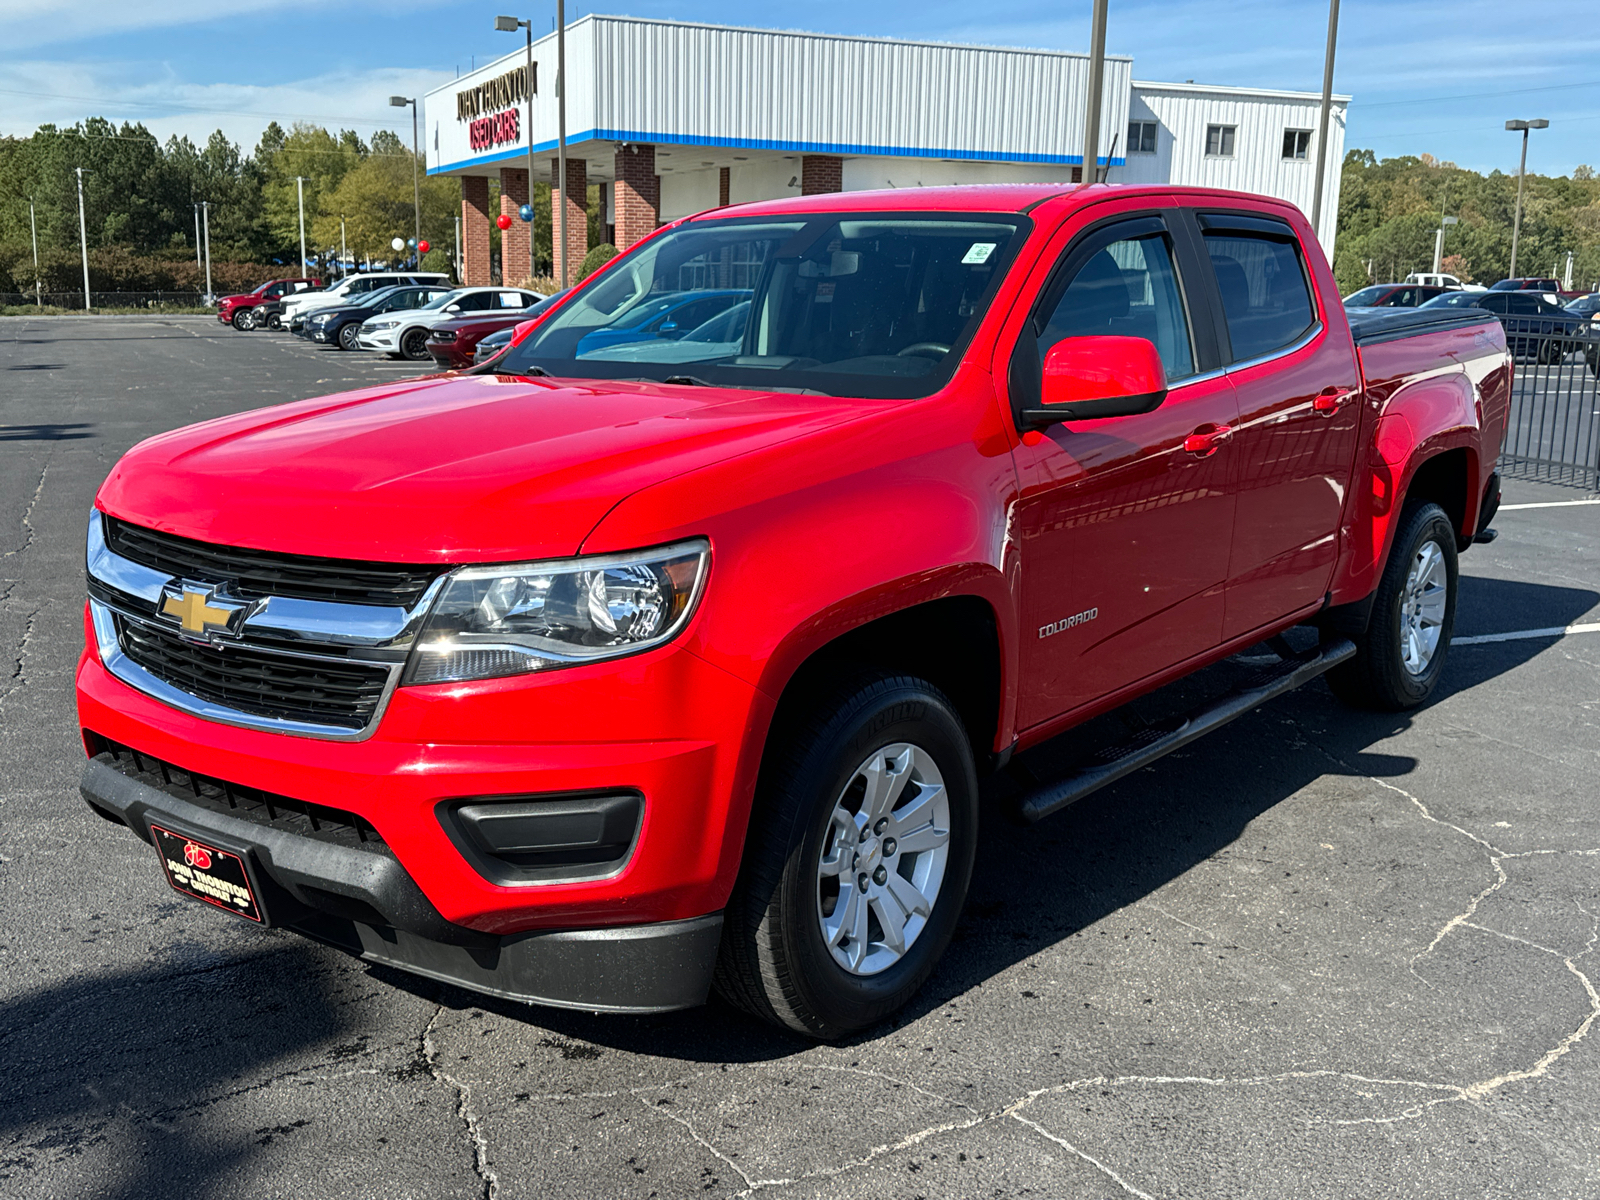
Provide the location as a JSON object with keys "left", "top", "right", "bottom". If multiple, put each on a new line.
{"left": 97, "top": 373, "right": 874, "bottom": 563}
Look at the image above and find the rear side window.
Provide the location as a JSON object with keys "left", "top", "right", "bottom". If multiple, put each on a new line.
{"left": 1037, "top": 230, "right": 1195, "bottom": 382}
{"left": 1203, "top": 232, "right": 1315, "bottom": 362}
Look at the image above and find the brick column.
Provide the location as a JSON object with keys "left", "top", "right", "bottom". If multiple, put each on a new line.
{"left": 614, "top": 144, "right": 659, "bottom": 251}
{"left": 801, "top": 155, "right": 842, "bottom": 195}
{"left": 461, "top": 176, "right": 491, "bottom": 287}
{"left": 499, "top": 167, "right": 531, "bottom": 285}
{"left": 719, "top": 166, "right": 731, "bottom": 207}
{"left": 551, "top": 157, "right": 588, "bottom": 284}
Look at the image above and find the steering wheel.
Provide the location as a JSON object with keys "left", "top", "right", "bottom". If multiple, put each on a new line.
{"left": 896, "top": 342, "right": 951, "bottom": 361}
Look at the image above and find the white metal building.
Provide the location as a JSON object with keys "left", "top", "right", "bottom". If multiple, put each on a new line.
{"left": 427, "top": 15, "right": 1348, "bottom": 285}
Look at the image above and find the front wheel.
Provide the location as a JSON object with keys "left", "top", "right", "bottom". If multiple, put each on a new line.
{"left": 714, "top": 674, "right": 978, "bottom": 1038}
{"left": 337, "top": 322, "right": 361, "bottom": 351}
{"left": 400, "top": 328, "right": 431, "bottom": 361}
{"left": 1325, "top": 502, "right": 1458, "bottom": 711}
{"left": 231, "top": 308, "right": 256, "bottom": 331}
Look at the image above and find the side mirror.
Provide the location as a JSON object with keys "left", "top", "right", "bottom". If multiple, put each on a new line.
{"left": 445, "top": 305, "right": 461, "bottom": 313}
{"left": 660, "top": 320, "right": 681, "bottom": 337}
{"left": 1019, "top": 335, "right": 1168, "bottom": 431}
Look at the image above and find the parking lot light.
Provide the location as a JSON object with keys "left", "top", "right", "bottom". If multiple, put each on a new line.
{"left": 495, "top": 13, "right": 546, "bottom": 284}
{"left": 1505, "top": 119, "right": 1549, "bottom": 280}
{"left": 391, "top": 96, "right": 422, "bottom": 261}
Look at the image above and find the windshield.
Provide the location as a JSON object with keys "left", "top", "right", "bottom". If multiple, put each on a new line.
{"left": 1344, "top": 286, "right": 1389, "bottom": 306}
{"left": 1419, "top": 291, "right": 1483, "bottom": 308}
{"left": 495, "top": 212, "right": 1030, "bottom": 397}
{"left": 420, "top": 289, "right": 466, "bottom": 311}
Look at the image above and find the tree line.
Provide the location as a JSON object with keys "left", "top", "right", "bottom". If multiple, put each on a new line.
{"left": 0, "top": 118, "right": 600, "bottom": 295}
{"left": 1334, "top": 150, "right": 1600, "bottom": 293}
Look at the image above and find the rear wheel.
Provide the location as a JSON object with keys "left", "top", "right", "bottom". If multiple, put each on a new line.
{"left": 400, "top": 328, "right": 431, "bottom": 361}
{"left": 714, "top": 673, "right": 978, "bottom": 1038}
{"left": 1325, "top": 502, "right": 1458, "bottom": 711}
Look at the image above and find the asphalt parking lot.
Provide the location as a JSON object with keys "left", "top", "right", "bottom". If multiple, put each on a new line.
{"left": 3, "top": 314, "right": 1599, "bottom": 1200}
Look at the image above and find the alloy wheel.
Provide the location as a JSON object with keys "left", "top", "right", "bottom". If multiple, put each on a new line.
{"left": 1400, "top": 539, "right": 1447, "bottom": 675}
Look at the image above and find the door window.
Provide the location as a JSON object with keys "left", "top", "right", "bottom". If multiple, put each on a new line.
{"left": 1036, "top": 231, "right": 1194, "bottom": 381}
{"left": 1203, "top": 233, "right": 1315, "bottom": 361}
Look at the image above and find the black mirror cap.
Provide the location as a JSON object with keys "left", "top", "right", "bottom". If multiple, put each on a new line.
{"left": 1019, "top": 387, "right": 1167, "bottom": 431}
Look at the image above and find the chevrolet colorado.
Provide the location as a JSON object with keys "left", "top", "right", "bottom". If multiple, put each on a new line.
{"left": 77, "top": 184, "right": 1510, "bottom": 1036}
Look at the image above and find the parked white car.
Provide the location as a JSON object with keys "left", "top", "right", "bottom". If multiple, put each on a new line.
{"left": 280, "top": 271, "right": 451, "bottom": 327}
{"left": 1404, "top": 272, "right": 1487, "bottom": 292}
{"left": 356, "top": 287, "right": 544, "bottom": 360}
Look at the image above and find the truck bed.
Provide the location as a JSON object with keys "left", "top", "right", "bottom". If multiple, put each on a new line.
{"left": 1345, "top": 305, "right": 1498, "bottom": 347}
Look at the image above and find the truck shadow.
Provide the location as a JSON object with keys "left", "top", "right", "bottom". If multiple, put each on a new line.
{"left": 0, "top": 941, "right": 359, "bottom": 1199}
{"left": 394, "top": 575, "right": 1599, "bottom": 1061}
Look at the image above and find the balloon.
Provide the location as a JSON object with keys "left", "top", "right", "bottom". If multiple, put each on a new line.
{"left": 408, "top": 238, "right": 417, "bottom": 248}
{"left": 518, "top": 204, "right": 534, "bottom": 223}
{"left": 418, "top": 239, "right": 430, "bottom": 254}
{"left": 391, "top": 237, "right": 405, "bottom": 251}
{"left": 496, "top": 214, "right": 513, "bottom": 231}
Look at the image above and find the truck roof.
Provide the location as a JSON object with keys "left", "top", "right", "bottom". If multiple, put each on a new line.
{"left": 705, "top": 183, "right": 1303, "bottom": 219}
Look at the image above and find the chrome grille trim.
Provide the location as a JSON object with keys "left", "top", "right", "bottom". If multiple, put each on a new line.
{"left": 86, "top": 510, "right": 448, "bottom": 741}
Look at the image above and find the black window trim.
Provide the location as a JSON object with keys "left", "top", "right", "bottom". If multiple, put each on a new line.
{"left": 1186, "top": 207, "right": 1324, "bottom": 368}
{"left": 1007, "top": 208, "right": 1216, "bottom": 421}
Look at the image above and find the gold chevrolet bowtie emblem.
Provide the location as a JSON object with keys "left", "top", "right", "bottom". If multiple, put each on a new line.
{"left": 162, "top": 587, "right": 238, "bottom": 635}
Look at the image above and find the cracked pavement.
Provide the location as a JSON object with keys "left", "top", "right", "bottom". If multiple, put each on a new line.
{"left": 3, "top": 315, "right": 1598, "bottom": 1199}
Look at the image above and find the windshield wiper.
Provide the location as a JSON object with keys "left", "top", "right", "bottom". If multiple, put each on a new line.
{"left": 493, "top": 362, "right": 548, "bottom": 376}
{"left": 662, "top": 374, "right": 719, "bottom": 387}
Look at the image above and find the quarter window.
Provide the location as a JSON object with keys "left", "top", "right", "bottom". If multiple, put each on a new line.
{"left": 1203, "top": 232, "right": 1315, "bottom": 362}
{"left": 1127, "top": 120, "right": 1158, "bottom": 154}
{"left": 1205, "top": 125, "right": 1237, "bottom": 157}
{"left": 1038, "top": 231, "right": 1195, "bottom": 382}
{"left": 1282, "top": 129, "right": 1312, "bottom": 160}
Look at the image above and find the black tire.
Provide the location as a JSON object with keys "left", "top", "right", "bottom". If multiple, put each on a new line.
{"left": 266, "top": 312, "right": 283, "bottom": 330}
{"left": 1325, "top": 502, "right": 1458, "bottom": 711}
{"left": 337, "top": 322, "right": 361, "bottom": 351}
{"left": 400, "top": 328, "right": 431, "bottom": 361}
{"left": 231, "top": 308, "right": 255, "bottom": 331}
{"left": 714, "top": 673, "right": 978, "bottom": 1038}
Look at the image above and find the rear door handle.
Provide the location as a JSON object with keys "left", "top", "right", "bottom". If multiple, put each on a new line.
{"left": 1183, "top": 424, "right": 1233, "bottom": 457}
{"left": 1313, "top": 385, "right": 1356, "bottom": 416}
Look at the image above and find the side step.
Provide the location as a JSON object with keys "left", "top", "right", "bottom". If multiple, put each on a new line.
{"left": 1015, "top": 637, "right": 1357, "bottom": 824}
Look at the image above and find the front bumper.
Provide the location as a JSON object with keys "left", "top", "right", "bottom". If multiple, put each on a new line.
{"left": 79, "top": 754, "right": 723, "bottom": 1012}
{"left": 358, "top": 329, "right": 400, "bottom": 352}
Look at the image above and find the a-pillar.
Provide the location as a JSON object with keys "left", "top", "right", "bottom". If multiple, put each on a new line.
{"left": 461, "top": 176, "right": 492, "bottom": 287}
{"left": 551, "top": 157, "right": 588, "bottom": 284}
{"left": 801, "top": 155, "right": 843, "bottom": 195}
{"left": 499, "top": 167, "right": 531, "bottom": 285}
{"left": 614, "top": 144, "right": 659, "bottom": 251}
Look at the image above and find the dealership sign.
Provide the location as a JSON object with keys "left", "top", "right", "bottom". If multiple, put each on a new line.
{"left": 456, "top": 65, "right": 535, "bottom": 120}
{"left": 470, "top": 109, "right": 521, "bottom": 150}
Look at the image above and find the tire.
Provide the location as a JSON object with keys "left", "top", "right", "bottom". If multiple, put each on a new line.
{"left": 1325, "top": 502, "right": 1458, "bottom": 711}
{"left": 337, "top": 322, "right": 361, "bottom": 351}
{"left": 231, "top": 308, "right": 255, "bottom": 331}
{"left": 266, "top": 313, "right": 282, "bottom": 331}
{"left": 714, "top": 673, "right": 978, "bottom": 1038}
{"left": 400, "top": 328, "right": 431, "bottom": 361}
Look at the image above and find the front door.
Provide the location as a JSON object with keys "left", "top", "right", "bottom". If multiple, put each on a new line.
{"left": 1008, "top": 209, "right": 1240, "bottom": 731}
{"left": 1180, "top": 207, "right": 1364, "bottom": 641}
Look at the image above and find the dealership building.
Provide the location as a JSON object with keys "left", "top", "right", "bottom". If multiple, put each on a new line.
{"left": 425, "top": 16, "right": 1349, "bottom": 285}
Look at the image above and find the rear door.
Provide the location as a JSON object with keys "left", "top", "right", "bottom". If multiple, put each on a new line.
{"left": 1181, "top": 206, "right": 1364, "bottom": 641}
{"left": 1004, "top": 202, "right": 1240, "bottom": 730}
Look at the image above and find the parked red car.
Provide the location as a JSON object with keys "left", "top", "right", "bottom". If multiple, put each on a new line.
{"left": 216, "top": 278, "right": 322, "bottom": 330}
{"left": 425, "top": 299, "right": 552, "bottom": 369}
{"left": 78, "top": 184, "right": 1509, "bottom": 1036}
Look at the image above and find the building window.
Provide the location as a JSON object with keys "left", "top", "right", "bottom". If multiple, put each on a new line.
{"left": 1205, "top": 124, "right": 1236, "bottom": 157}
{"left": 1282, "top": 129, "right": 1312, "bottom": 160}
{"left": 1127, "top": 120, "right": 1158, "bottom": 154}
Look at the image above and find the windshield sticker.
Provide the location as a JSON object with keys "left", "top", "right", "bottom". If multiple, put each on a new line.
{"left": 961, "top": 243, "right": 998, "bottom": 265}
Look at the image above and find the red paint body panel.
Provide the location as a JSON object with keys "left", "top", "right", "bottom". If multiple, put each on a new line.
{"left": 80, "top": 183, "right": 1511, "bottom": 944}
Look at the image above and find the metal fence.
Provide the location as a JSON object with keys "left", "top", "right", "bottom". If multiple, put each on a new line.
{"left": 0, "top": 291, "right": 209, "bottom": 309}
{"left": 1500, "top": 323, "right": 1600, "bottom": 492}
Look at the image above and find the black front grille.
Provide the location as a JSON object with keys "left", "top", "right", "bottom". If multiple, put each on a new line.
{"left": 117, "top": 616, "right": 390, "bottom": 731}
{"left": 87, "top": 733, "right": 387, "bottom": 852}
{"left": 103, "top": 515, "right": 444, "bottom": 608}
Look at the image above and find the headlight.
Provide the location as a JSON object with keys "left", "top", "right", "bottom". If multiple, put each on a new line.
{"left": 310, "top": 313, "right": 332, "bottom": 325}
{"left": 404, "top": 541, "right": 709, "bottom": 685}
{"left": 369, "top": 319, "right": 399, "bottom": 331}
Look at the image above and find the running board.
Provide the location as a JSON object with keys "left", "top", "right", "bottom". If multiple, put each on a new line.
{"left": 1015, "top": 637, "right": 1357, "bottom": 824}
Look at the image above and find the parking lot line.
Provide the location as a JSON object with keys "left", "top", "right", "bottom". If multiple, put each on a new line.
{"left": 1455, "top": 621, "right": 1600, "bottom": 645}
{"left": 1499, "top": 499, "right": 1600, "bottom": 510}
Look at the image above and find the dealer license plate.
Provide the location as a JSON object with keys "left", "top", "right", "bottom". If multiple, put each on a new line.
{"left": 150, "top": 824, "right": 264, "bottom": 923}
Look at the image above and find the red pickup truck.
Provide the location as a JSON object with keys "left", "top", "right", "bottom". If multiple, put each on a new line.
{"left": 215, "top": 277, "right": 322, "bottom": 331}
{"left": 78, "top": 185, "right": 1509, "bottom": 1037}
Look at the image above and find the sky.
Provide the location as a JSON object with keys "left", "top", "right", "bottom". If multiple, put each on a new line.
{"left": 3, "top": 0, "right": 1597, "bottom": 176}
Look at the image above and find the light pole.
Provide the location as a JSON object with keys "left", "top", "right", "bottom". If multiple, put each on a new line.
{"left": 454, "top": 213, "right": 462, "bottom": 282}
{"left": 1081, "top": 0, "right": 1107, "bottom": 184}
{"left": 390, "top": 96, "right": 422, "bottom": 260}
{"left": 495, "top": 13, "right": 543, "bottom": 283}
{"left": 294, "top": 175, "right": 309, "bottom": 280}
{"left": 1310, "top": 0, "right": 1341, "bottom": 243}
{"left": 193, "top": 202, "right": 203, "bottom": 278}
{"left": 74, "top": 166, "right": 91, "bottom": 311}
{"left": 28, "top": 197, "right": 41, "bottom": 308}
{"left": 1505, "top": 119, "right": 1548, "bottom": 281}
{"left": 201, "top": 200, "right": 213, "bottom": 302}
{"left": 340, "top": 215, "right": 348, "bottom": 277}
{"left": 1432, "top": 215, "right": 1458, "bottom": 275}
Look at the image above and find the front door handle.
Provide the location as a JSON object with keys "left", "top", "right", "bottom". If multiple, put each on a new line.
{"left": 1183, "top": 424, "right": 1233, "bottom": 457}
{"left": 1313, "top": 385, "right": 1356, "bottom": 416}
